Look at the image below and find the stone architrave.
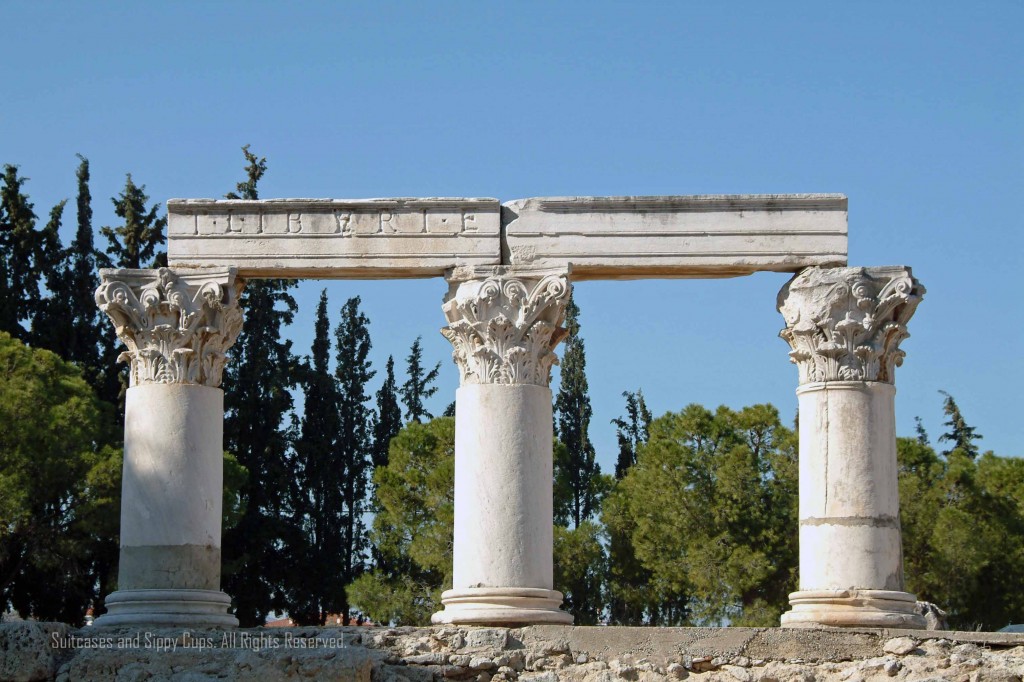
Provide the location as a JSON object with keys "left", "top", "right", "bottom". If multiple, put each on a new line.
{"left": 502, "top": 194, "right": 847, "bottom": 279}
{"left": 167, "top": 198, "right": 501, "bottom": 278}
{"left": 431, "top": 266, "right": 574, "bottom": 625}
{"left": 777, "top": 266, "right": 926, "bottom": 629}
{"left": 167, "top": 195, "right": 847, "bottom": 280}
{"left": 93, "top": 267, "right": 241, "bottom": 627}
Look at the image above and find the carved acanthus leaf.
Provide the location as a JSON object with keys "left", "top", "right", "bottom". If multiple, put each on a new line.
{"left": 777, "top": 266, "right": 924, "bottom": 384}
{"left": 441, "top": 270, "right": 570, "bottom": 386}
{"left": 95, "top": 268, "right": 243, "bottom": 387}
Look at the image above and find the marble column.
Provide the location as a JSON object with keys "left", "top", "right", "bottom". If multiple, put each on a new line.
{"left": 431, "top": 266, "right": 574, "bottom": 625}
{"left": 777, "top": 266, "right": 927, "bottom": 629}
{"left": 93, "top": 267, "right": 242, "bottom": 627}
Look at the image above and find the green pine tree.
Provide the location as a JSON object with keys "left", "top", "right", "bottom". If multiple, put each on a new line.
{"left": 100, "top": 174, "right": 167, "bottom": 269}
{"left": 334, "top": 296, "right": 375, "bottom": 624}
{"left": 914, "top": 416, "right": 930, "bottom": 446}
{"left": 371, "top": 356, "right": 403, "bottom": 470}
{"left": 938, "top": 391, "right": 983, "bottom": 459}
{"left": 29, "top": 199, "right": 69, "bottom": 350}
{"left": 0, "top": 165, "right": 40, "bottom": 339}
{"left": 611, "top": 389, "right": 652, "bottom": 479}
{"left": 289, "top": 290, "right": 344, "bottom": 625}
{"left": 607, "top": 388, "right": 654, "bottom": 625}
{"left": 553, "top": 295, "right": 601, "bottom": 528}
{"left": 220, "top": 146, "right": 300, "bottom": 626}
{"left": 399, "top": 336, "right": 440, "bottom": 423}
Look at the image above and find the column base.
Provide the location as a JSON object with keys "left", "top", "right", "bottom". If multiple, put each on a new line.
{"left": 93, "top": 589, "right": 238, "bottom": 627}
{"left": 781, "top": 589, "right": 926, "bottom": 629}
{"left": 431, "top": 587, "right": 573, "bottom": 626}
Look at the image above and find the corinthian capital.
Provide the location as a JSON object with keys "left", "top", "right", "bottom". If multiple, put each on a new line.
{"left": 441, "top": 266, "right": 571, "bottom": 386}
{"left": 777, "top": 266, "right": 925, "bottom": 384}
{"left": 95, "top": 267, "right": 243, "bottom": 387}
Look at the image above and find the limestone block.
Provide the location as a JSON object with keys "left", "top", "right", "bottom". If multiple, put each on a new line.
{"left": 502, "top": 194, "right": 847, "bottom": 279}
{"left": 167, "top": 198, "right": 501, "bottom": 278}
{"left": 0, "top": 622, "right": 72, "bottom": 682}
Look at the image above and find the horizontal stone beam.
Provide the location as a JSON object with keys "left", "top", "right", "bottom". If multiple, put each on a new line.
{"left": 167, "top": 198, "right": 501, "bottom": 278}
{"left": 502, "top": 194, "right": 848, "bottom": 279}
{"left": 166, "top": 194, "right": 847, "bottom": 280}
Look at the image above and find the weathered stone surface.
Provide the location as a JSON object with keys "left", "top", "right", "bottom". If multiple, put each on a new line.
{"left": 777, "top": 266, "right": 926, "bottom": 630}
{"left": 95, "top": 267, "right": 242, "bottom": 388}
{"left": 433, "top": 268, "right": 573, "bottom": 627}
{"left": 5, "top": 624, "right": 1024, "bottom": 682}
{"left": 777, "top": 265, "right": 924, "bottom": 385}
{"left": 502, "top": 194, "right": 847, "bottom": 279}
{"left": 441, "top": 266, "right": 570, "bottom": 387}
{"left": 167, "top": 194, "right": 847, "bottom": 280}
{"left": 0, "top": 622, "right": 72, "bottom": 682}
{"left": 167, "top": 198, "right": 501, "bottom": 278}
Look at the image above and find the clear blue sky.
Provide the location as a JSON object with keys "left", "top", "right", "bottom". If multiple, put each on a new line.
{"left": 2, "top": 2, "right": 1021, "bottom": 466}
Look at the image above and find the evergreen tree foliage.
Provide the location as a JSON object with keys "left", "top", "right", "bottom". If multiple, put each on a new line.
{"left": 28, "top": 200, "right": 69, "bottom": 350}
{"left": 100, "top": 174, "right": 167, "bottom": 269}
{"left": 914, "top": 416, "right": 930, "bottom": 446}
{"left": 288, "top": 290, "right": 344, "bottom": 625}
{"left": 611, "top": 389, "right": 652, "bottom": 479}
{"left": 333, "top": 296, "right": 375, "bottom": 624}
{"left": 938, "top": 390, "right": 983, "bottom": 459}
{"left": 220, "top": 146, "right": 300, "bottom": 626}
{"left": 0, "top": 165, "right": 40, "bottom": 339}
{"left": 70, "top": 155, "right": 121, "bottom": 409}
{"left": 399, "top": 336, "right": 440, "bottom": 423}
{"left": 371, "top": 355, "right": 403, "bottom": 470}
{"left": 898, "top": 437, "right": 1024, "bottom": 629}
{"left": 553, "top": 521, "right": 606, "bottom": 625}
{"left": 553, "top": 296, "right": 601, "bottom": 528}
{"left": 348, "top": 418, "right": 455, "bottom": 625}
{"left": 607, "top": 388, "right": 655, "bottom": 624}
{"left": 0, "top": 332, "right": 116, "bottom": 624}
{"left": 604, "top": 403, "right": 799, "bottom": 626}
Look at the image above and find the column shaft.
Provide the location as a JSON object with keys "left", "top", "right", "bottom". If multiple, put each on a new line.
{"left": 777, "top": 265, "right": 926, "bottom": 629}
{"left": 93, "top": 267, "right": 241, "bottom": 627}
{"left": 432, "top": 266, "right": 573, "bottom": 625}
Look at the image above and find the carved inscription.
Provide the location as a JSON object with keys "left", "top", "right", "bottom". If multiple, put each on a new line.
{"left": 184, "top": 209, "right": 480, "bottom": 237}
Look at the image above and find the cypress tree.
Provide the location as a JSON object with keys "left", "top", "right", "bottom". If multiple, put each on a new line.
{"left": 70, "top": 156, "right": 118, "bottom": 406}
{"left": 399, "top": 336, "right": 440, "bottom": 423}
{"left": 289, "top": 290, "right": 343, "bottom": 625}
{"left": 29, "top": 200, "right": 69, "bottom": 351}
{"left": 553, "top": 295, "right": 601, "bottom": 528}
{"left": 938, "top": 390, "right": 983, "bottom": 459}
{"left": 914, "top": 416, "right": 930, "bottom": 446}
{"left": 612, "top": 389, "right": 652, "bottom": 479}
{"left": 334, "top": 296, "right": 374, "bottom": 624}
{"left": 220, "top": 146, "right": 300, "bottom": 626}
{"left": 371, "top": 355, "right": 403, "bottom": 470}
{"left": 607, "top": 389, "right": 655, "bottom": 625}
{"left": 100, "top": 174, "right": 166, "bottom": 269}
{"left": 0, "top": 165, "right": 40, "bottom": 339}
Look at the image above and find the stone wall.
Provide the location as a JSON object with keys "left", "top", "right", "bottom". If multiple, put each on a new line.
{"left": 2, "top": 623, "right": 1022, "bottom": 682}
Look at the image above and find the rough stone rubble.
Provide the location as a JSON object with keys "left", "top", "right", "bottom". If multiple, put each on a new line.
{"left": 3, "top": 623, "right": 1022, "bottom": 682}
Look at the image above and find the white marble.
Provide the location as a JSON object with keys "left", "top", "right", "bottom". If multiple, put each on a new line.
{"left": 167, "top": 195, "right": 847, "bottom": 280}
{"left": 167, "top": 198, "right": 501, "bottom": 278}
{"left": 432, "top": 267, "right": 573, "bottom": 625}
{"left": 93, "top": 268, "right": 240, "bottom": 627}
{"left": 777, "top": 266, "right": 926, "bottom": 630}
{"left": 502, "top": 194, "right": 847, "bottom": 279}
